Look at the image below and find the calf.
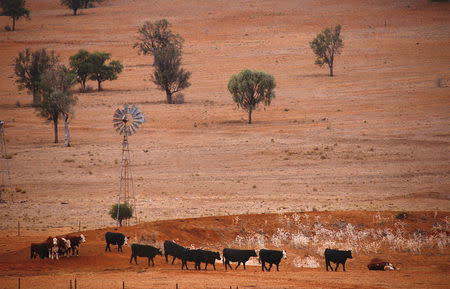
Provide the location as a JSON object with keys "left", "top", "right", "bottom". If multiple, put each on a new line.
{"left": 193, "top": 249, "right": 221, "bottom": 270}
{"left": 105, "top": 232, "right": 128, "bottom": 252}
{"left": 164, "top": 240, "right": 186, "bottom": 264}
{"left": 222, "top": 248, "right": 257, "bottom": 270}
{"left": 259, "top": 249, "right": 287, "bottom": 272}
{"left": 66, "top": 234, "right": 86, "bottom": 256}
{"left": 324, "top": 248, "right": 352, "bottom": 272}
{"left": 367, "top": 258, "right": 399, "bottom": 271}
{"left": 130, "top": 244, "right": 162, "bottom": 266}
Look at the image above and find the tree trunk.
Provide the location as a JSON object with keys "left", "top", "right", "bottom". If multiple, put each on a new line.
{"left": 73, "top": 8, "right": 78, "bottom": 16}
{"left": 53, "top": 116, "right": 58, "bottom": 143}
{"left": 166, "top": 89, "right": 173, "bottom": 104}
{"left": 63, "top": 113, "right": 70, "bottom": 147}
{"left": 81, "top": 79, "right": 86, "bottom": 92}
{"left": 118, "top": 219, "right": 122, "bottom": 227}
{"left": 329, "top": 64, "right": 334, "bottom": 77}
{"left": 248, "top": 108, "right": 252, "bottom": 124}
{"left": 12, "top": 16, "right": 16, "bottom": 31}
{"left": 97, "top": 80, "right": 102, "bottom": 91}
{"left": 32, "top": 88, "right": 40, "bottom": 107}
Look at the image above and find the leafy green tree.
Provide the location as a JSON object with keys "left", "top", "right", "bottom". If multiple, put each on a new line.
{"left": 14, "top": 48, "right": 59, "bottom": 106}
{"left": 109, "top": 203, "right": 133, "bottom": 227}
{"left": 88, "top": 51, "right": 123, "bottom": 91}
{"left": 0, "top": 0, "right": 30, "bottom": 31}
{"left": 134, "top": 19, "right": 191, "bottom": 104}
{"left": 82, "top": 0, "right": 103, "bottom": 9}
{"left": 228, "top": 69, "right": 276, "bottom": 124}
{"left": 38, "top": 65, "right": 77, "bottom": 145}
{"left": 69, "top": 49, "right": 92, "bottom": 92}
{"left": 310, "top": 24, "right": 343, "bottom": 77}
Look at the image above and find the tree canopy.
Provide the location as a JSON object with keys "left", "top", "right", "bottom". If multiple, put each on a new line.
{"left": 310, "top": 24, "right": 343, "bottom": 77}
{"left": 228, "top": 69, "right": 276, "bottom": 124}
{"left": 60, "top": 0, "right": 102, "bottom": 15}
{"left": 134, "top": 19, "right": 190, "bottom": 104}
{"left": 0, "top": 0, "right": 30, "bottom": 31}
{"left": 88, "top": 51, "right": 123, "bottom": 91}
{"left": 69, "top": 49, "right": 92, "bottom": 92}
{"left": 109, "top": 203, "right": 133, "bottom": 227}
{"left": 14, "top": 48, "right": 59, "bottom": 106}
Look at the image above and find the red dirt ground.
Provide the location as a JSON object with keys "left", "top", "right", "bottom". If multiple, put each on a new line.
{"left": 0, "top": 0, "right": 449, "bottom": 288}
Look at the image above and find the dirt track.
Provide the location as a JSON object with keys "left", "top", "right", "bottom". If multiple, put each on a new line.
{"left": 0, "top": 0, "right": 449, "bottom": 287}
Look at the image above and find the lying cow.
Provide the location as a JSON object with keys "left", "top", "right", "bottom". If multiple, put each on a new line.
{"left": 105, "top": 232, "right": 128, "bottom": 252}
{"left": 193, "top": 249, "right": 221, "bottom": 270}
{"left": 367, "top": 258, "right": 399, "bottom": 271}
{"left": 222, "top": 248, "right": 257, "bottom": 270}
{"left": 130, "top": 244, "right": 162, "bottom": 266}
{"left": 259, "top": 249, "right": 287, "bottom": 272}
{"left": 324, "top": 248, "right": 352, "bottom": 272}
{"left": 31, "top": 243, "right": 48, "bottom": 259}
{"left": 66, "top": 234, "right": 86, "bottom": 256}
{"left": 164, "top": 240, "right": 186, "bottom": 264}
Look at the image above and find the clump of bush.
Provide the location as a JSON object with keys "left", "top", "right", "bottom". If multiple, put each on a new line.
{"left": 396, "top": 212, "right": 409, "bottom": 220}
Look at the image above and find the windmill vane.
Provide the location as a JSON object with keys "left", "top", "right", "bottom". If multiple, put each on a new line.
{"left": 112, "top": 104, "right": 145, "bottom": 136}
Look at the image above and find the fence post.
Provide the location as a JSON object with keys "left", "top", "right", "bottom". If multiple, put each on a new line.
{"left": 18, "top": 278, "right": 20, "bottom": 289}
{"left": 18, "top": 221, "right": 20, "bottom": 236}
{"left": 176, "top": 284, "right": 178, "bottom": 289}
{"left": 70, "top": 279, "right": 72, "bottom": 289}
{"left": 123, "top": 280, "right": 125, "bottom": 289}
{"left": 78, "top": 220, "right": 81, "bottom": 232}
{"left": 75, "top": 278, "right": 77, "bottom": 289}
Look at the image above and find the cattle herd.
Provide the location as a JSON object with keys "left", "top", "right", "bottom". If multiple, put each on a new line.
{"left": 30, "top": 231, "right": 399, "bottom": 272}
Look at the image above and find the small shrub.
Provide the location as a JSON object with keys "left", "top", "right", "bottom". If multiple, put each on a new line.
{"left": 172, "top": 92, "right": 185, "bottom": 104}
{"left": 4, "top": 25, "right": 11, "bottom": 31}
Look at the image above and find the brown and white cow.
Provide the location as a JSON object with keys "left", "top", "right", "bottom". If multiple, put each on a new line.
{"left": 367, "top": 258, "right": 399, "bottom": 271}
{"left": 57, "top": 237, "right": 71, "bottom": 258}
{"left": 66, "top": 234, "right": 86, "bottom": 256}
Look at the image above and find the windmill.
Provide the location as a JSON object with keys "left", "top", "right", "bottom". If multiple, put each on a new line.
{"left": 0, "top": 120, "right": 13, "bottom": 203}
{"left": 113, "top": 105, "right": 145, "bottom": 226}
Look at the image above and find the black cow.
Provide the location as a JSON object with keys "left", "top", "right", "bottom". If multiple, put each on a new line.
{"left": 324, "top": 248, "right": 352, "bottom": 272}
{"left": 192, "top": 249, "right": 221, "bottom": 270}
{"left": 181, "top": 248, "right": 197, "bottom": 270}
{"left": 164, "top": 240, "right": 186, "bottom": 264}
{"left": 105, "top": 232, "right": 129, "bottom": 252}
{"left": 130, "top": 244, "right": 162, "bottom": 266}
{"left": 259, "top": 249, "right": 287, "bottom": 272}
{"left": 30, "top": 243, "right": 48, "bottom": 259}
{"left": 222, "top": 248, "right": 257, "bottom": 270}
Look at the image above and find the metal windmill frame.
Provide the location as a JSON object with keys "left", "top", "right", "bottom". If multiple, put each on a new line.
{"left": 113, "top": 105, "right": 145, "bottom": 226}
{"left": 0, "top": 121, "right": 13, "bottom": 202}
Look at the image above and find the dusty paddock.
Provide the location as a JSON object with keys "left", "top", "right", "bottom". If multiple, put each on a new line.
{"left": 0, "top": 211, "right": 448, "bottom": 288}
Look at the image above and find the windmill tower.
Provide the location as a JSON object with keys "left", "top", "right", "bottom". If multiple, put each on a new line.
{"left": 0, "top": 121, "right": 13, "bottom": 202}
{"left": 113, "top": 105, "right": 145, "bottom": 226}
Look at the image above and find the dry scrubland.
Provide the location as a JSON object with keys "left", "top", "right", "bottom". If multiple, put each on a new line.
{"left": 0, "top": 0, "right": 449, "bottom": 288}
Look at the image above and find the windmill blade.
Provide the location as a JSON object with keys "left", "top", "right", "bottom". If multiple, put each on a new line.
{"left": 123, "top": 104, "right": 130, "bottom": 114}
{"left": 113, "top": 122, "right": 123, "bottom": 129}
{"left": 130, "top": 105, "right": 138, "bottom": 115}
{"left": 129, "top": 125, "right": 136, "bottom": 135}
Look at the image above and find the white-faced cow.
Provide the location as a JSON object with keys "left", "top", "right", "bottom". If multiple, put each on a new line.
{"left": 66, "top": 234, "right": 86, "bottom": 256}
{"left": 130, "top": 244, "right": 162, "bottom": 266}
{"left": 324, "top": 248, "right": 352, "bottom": 272}
{"left": 367, "top": 258, "right": 399, "bottom": 271}
{"left": 259, "top": 249, "right": 287, "bottom": 272}
{"left": 222, "top": 248, "right": 257, "bottom": 270}
{"left": 57, "top": 237, "right": 71, "bottom": 258}
{"left": 105, "top": 232, "right": 128, "bottom": 252}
